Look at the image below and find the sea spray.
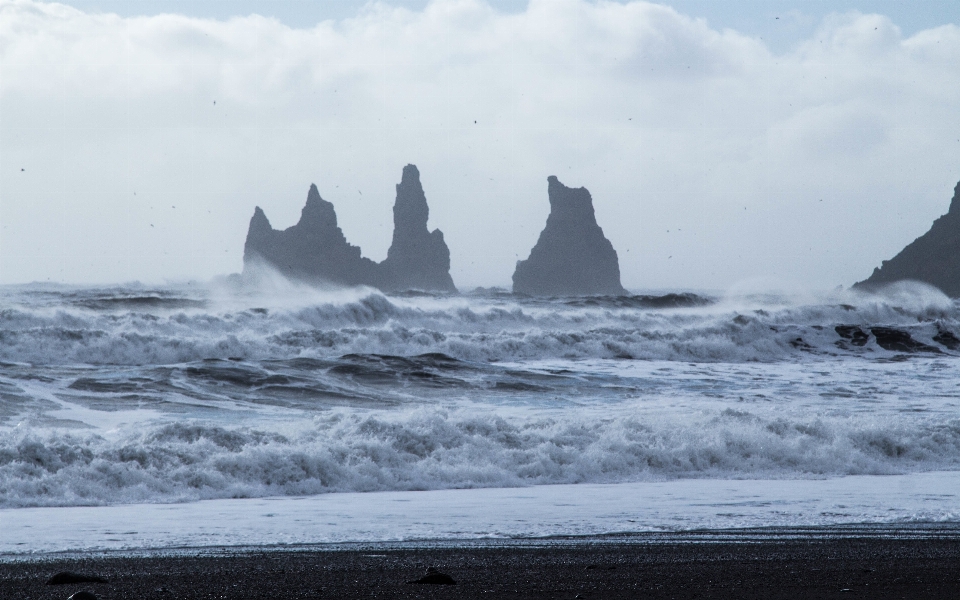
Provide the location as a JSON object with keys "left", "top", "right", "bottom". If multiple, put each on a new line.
{"left": 2, "top": 405, "right": 960, "bottom": 507}
{"left": 2, "top": 280, "right": 960, "bottom": 511}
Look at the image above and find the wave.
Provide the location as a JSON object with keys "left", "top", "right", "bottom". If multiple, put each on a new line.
{"left": 2, "top": 407, "right": 959, "bottom": 507}
{"left": 0, "top": 351, "right": 634, "bottom": 419}
{"left": 0, "top": 282, "right": 958, "bottom": 365}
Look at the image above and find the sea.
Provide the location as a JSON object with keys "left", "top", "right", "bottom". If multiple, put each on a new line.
{"left": 1, "top": 274, "right": 959, "bottom": 554}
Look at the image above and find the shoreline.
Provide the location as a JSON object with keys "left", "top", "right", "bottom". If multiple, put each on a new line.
{"left": 5, "top": 473, "right": 959, "bottom": 556}
{"left": 5, "top": 521, "right": 960, "bottom": 561}
{"left": 4, "top": 525, "right": 960, "bottom": 599}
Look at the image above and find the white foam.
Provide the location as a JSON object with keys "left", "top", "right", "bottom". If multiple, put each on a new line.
{"left": 3, "top": 399, "right": 959, "bottom": 507}
{"left": 3, "top": 282, "right": 960, "bottom": 539}
{"left": 1, "top": 281, "right": 958, "bottom": 365}
{"left": 2, "top": 472, "right": 957, "bottom": 554}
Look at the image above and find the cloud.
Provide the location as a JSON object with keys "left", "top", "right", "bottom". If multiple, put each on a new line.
{"left": 1, "top": 0, "right": 958, "bottom": 289}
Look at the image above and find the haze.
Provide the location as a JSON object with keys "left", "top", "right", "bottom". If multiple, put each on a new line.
{"left": 1, "top": 0, "right": 959, "bottom": 290}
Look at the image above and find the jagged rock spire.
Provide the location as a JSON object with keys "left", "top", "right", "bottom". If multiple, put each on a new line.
{"left": 512, "top": 176, "right": 626, "bottom": 296}
{"left": 243, "top": 184, "right": 377, "bottom": 287}
{"left": 855, "top": 178, "right": 960, "bottom": 296}
{"left": 948, "top": 180, "right": 960, "bottom": 215}
{"left": 242, "top": 166, "right": 456, "bottom": 292}
{"left": 381, "top": 165, "right": 456, "bottom": 292}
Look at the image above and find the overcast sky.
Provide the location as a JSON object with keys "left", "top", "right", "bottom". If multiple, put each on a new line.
{"left": 2, "top": 0, "right": 959, "bottom": 290}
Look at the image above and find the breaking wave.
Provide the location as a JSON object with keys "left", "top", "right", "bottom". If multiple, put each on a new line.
{"left": 3, "top": 407, "right": 959, "bottom": 507}
{"left": 3, "top": 280, "right": 960, "bottom": 509}
{"left": 0, "top": 281, "right": 958, "bottom": 365}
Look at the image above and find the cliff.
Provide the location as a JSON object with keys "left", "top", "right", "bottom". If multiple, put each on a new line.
{"left": 243, "top": 166, "right": 456, "bottom": 292}
{"left": 512, "top": 176, "right": 626, "bottom": 296}
{"left": 854, "top": 180, "right": 960, "bottom": 296}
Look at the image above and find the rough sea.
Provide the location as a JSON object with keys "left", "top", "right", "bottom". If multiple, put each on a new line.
{"left": 2, "top": 275, "right": 959, "bottom": 553}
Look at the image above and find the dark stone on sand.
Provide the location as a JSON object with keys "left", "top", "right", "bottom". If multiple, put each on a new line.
{"left": 67, "top": 592, "right": 99, "bottom": 600}
{"left": 46, "top": 572, "right": 108, "bottom": 585}
{"left": 513, "top": 176, "right": 626, "bottom": 296}
{"left": 835, "top": 325, "right": 870, "bottom": 347}
{"left": 870, "top": 327, "right": 940, "bottom": 353}
{"left": 243, "top": 165, "right": 455, "bottom": 292}
{"left": 407, "top": 566, "right": 456, "bottom": 585}
{"left": 854, "top": 179, "right": 960, "bottom": 296}
{"left": 5, "top": 536, "right": 960, "bottom": 599}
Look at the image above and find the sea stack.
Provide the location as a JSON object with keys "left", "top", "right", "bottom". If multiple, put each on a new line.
{"left": 512, "top": 176, "right": 626, "bottom": 296}
{"left": 380, "top": 165, "right": 457, "bottom": 292}
{"left": 854, "top": 179, "right": 960, "bottom": 296}
{"left": 243, "top": 184, "right": 380, "bottom": 287}
{"left": 243, "top": 166, "right": 456, "bottom": 292}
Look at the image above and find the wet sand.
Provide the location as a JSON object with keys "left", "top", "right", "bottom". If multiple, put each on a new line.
{"left": 2, "top": 527, "right": 959, "bottom": 599}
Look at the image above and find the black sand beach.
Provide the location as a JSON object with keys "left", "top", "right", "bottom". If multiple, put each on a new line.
{"left": 3, "top": 527, "right": 959, "bottom": 599}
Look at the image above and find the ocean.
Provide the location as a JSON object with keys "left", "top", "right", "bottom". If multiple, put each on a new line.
{"left": 1, "top": 277, "right": 958, "bottom": 553}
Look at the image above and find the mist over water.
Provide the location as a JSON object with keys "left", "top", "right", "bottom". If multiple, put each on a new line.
{"left": 2, "top": 273, "right": 959, "bottom": 512}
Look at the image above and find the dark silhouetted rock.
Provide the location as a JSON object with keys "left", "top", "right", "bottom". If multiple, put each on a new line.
{"left": 67, "top": 592, "right": 99, "bottom": 600}
{"left": 562, "top": 292, "right": 713, "bottom": 309}
{"left": 933, "top": 328, "right": 960, "bottom": 350}
{"left": 244, "top": 184, "right": 380, "bottom": 287}
{"left": 406, "top": 567, "right": 456, "bottom": 585}
{"left": 835, "top": 325, "right": 870, "bottom": 347}
{"left": 870, "top": 327, "right": 940, "bottom": 353}
{"left": 380, "top": 165, "right": 457, "bottom": 292}
{"left": 855, "top": 180, "right": 960, "bottom": 296}
{"left": 47, "top": 572, "right": 108, "bottom": 585}
{"left": 513, "top": 176, "right": 626, "bottom": 296}
{"left": 243, "top": 166, "right": 455, "bottom": 292}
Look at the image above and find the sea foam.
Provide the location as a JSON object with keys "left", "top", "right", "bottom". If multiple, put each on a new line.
{"left": 2, "top": 281, "right": 960, "bottom": 509}
{"left": 0, "top": 282, "right": 957, "bottom": 366}
{"left": 2, "top": 405, "right": 959, "bottom": 507}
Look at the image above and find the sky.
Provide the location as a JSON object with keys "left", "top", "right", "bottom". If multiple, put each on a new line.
{"left": 1, "top": 0, "right": 959, "bottom": 290}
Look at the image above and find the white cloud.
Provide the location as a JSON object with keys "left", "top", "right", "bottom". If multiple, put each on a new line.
{"left": 1, "top": 0, "right": 958, "bottom": 289}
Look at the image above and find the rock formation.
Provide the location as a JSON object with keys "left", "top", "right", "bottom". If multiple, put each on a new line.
{"left": 243, "top": 166, "right": 456, "bottom": 292}
{"left": 854, "top": 179, "right": 960, "bottom": 296}
{"left": 379, "top": 165, "right": 456, "bottom": 292}
{"left": 512, "top": 176, "right": 626, "bottom": 296}
{"left": 243, "top": 183, "right": 380, "bottom": 287}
